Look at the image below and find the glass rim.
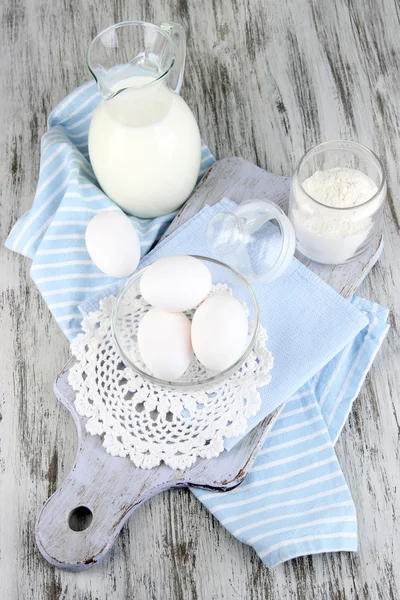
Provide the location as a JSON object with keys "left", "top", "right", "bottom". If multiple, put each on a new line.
{"left": 294, "top": 140, "right": 387, "bottom": 212}
{"left": 87, "top": 20, "right": 175, "bottom": 90}
{"left": 111, "top": 255, "right": 260, "bottom": 390}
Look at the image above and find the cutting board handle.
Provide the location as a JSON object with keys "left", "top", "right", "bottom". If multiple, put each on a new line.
{"left": 35, "top": 359, "right": 273, "bottom": 570}
{"left": 36, "top": 431, "right": 184, "bottom": 570}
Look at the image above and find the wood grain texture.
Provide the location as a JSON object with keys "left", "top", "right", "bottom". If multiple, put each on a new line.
{"left": 0, "top": 0, "right": 399, "bottom": 598}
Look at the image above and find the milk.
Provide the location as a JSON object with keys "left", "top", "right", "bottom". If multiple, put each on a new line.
{"left": 89, "top": 73, "right": 201, "bottom": 218}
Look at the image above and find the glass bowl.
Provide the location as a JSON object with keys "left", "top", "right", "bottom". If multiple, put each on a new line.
{"left": 111, "top": 255, "right": 260, "bottom": 390}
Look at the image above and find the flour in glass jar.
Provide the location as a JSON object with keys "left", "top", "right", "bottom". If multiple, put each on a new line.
{"left": 291, "top": 167, "right": 382, "bottom": 264}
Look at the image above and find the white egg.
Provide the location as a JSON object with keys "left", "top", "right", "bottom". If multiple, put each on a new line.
{"left": 85, "top": 211, "right": 140, "bottom": 278}
{"left": 140, "top": 255, "right": 212, "bottom": 312}
{"left": 191, "top": 294, "right": 248, "bottom": 373}
{"left": 138, "top": 308, "right": 193, "bottom": 380}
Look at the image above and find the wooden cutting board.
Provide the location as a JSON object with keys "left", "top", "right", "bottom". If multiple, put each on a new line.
{"left": 36, "top": 158, "right": 383, "bottom": 571}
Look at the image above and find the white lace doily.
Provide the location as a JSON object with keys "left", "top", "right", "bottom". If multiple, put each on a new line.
{"left": 69, "top": 294, "right": 273, "bottom": 470}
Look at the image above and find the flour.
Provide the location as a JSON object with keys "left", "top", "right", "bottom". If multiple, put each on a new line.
{"left": 290, "top": 167, "right": 383, "bottom": 264}
{"left": 302, "top": 168, "right": 378, "bottom": 209}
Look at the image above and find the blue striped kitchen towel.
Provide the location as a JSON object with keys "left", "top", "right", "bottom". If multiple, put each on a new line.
{"left": 5, "top": 83, "right": 389, "bottom": 567}
{"left": 192, "top": 296, "right": 388, "bottom": 567}
{"left": 5, "top": 80, "right": 215, "bottom": 339}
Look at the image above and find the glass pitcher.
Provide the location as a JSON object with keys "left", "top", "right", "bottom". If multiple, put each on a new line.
{"left": 87, "top": 21, "right": 201, "bottom": 218}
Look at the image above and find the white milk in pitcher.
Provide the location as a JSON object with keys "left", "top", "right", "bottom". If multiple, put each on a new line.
{"left": 88, "top": 72, "right": 201, "bottom": 218}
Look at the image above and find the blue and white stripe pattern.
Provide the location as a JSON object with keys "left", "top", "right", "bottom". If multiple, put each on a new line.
{"left": 6, "top": 85, "right": 389, "bottom": 567}
{"left": 193, "top": 297, "right": 388, "bottom": 566}
{"left": 5, "top": 81, "right": 215, "bottom": 339}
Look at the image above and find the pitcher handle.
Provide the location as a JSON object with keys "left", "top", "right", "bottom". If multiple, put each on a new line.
{"left": 160, "top": 22, "right": 186, "bottom": 93}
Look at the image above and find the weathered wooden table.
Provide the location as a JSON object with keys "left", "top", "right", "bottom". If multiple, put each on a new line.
{"left": 1, "top": 1, "right": 399, "bottom": 598}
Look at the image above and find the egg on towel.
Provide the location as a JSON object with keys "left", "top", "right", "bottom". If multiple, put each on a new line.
{"left": 85, "top": 211, "right": 141, "bottom": 278}
{"left": 191, "top": 294, "right": 248, "bottom": 373}
{"left": 138, "top": 308, "right": 193, "bottom": 380}
{"left": 140, "top": 255, "right": 212, "bottom": 312}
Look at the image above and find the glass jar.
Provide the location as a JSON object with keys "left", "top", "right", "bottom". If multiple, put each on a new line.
{"left": 289, "top": 140, "right": 387, "bottom": 264}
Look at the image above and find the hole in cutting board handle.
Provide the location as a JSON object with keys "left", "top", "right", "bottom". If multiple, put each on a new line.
{"left": 68, "top": 506, "right": 93, "bottom": 532}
